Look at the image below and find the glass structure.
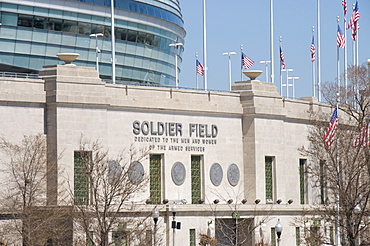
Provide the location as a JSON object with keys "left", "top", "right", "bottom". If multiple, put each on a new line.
{"left": 149, "top": 154, "right": 162, "bottom": 204}
{"left": 0, "top": 0, "right": 185, "bottom": 86}
{"left": 74, "top": 151, "right": 91, "bottom": 205}
{"left": 265, "top": 156, "right": 273, "bottom": 201}
{"left": 191, "top": 155, "right": 201, "bottom": 204}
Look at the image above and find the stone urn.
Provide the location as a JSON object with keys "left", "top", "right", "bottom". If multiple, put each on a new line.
{"left": 243, "top": 70, "right": 263, "bottom": 80}
{"left": 56, "top": 53, "right": 80, "bottom": 65}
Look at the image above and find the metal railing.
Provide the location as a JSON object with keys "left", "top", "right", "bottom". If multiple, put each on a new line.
{"left": 0, "top": 72, "right": 39, "bottom": 79}
{"left": 102, "top": 79, "right": 236, "bottom": 93}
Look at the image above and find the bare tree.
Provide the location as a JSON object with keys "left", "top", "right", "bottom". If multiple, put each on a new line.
{"left": 301, "top": 64, "right": 370, "bottom": 246}
{"left": 71, "top": 137, "right": 150, "bottom": 246}
{"left": 0, "top": 134, "right": 71, "bottom": 245}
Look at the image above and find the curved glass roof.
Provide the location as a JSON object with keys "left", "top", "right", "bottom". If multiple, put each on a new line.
{"left": 68, "top": 0, "right": 184, "bottom": 27}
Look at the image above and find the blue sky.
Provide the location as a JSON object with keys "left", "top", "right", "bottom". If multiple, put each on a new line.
{"left": 179, "top": 0, "right": 370, "bottom": 99}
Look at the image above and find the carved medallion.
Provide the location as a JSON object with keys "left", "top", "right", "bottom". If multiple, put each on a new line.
{"left": 171, "top": 162, "right": 186, "bottom": 185}
{"left": 210, "top": 163, "right": 223, "bottom": 186}
{"left": 227, "top": 163, "right": 240, "bottom": 186}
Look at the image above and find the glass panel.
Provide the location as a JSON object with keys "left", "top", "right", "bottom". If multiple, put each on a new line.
{"left": 18, "top": 5, "right": 33, "bottom": 14}
{"left": 18, "top": 14, "right": 33, "bottom": 27}
{"left": 1, "top": 12, "right": 18, "bottom": 26}
{"left": 116, "top": 28, "right": 127, "bottom": 41}
{"left": 91, "top": 24, "right": 104, "bottom": 34}
{"left": 48, "top": 9, "right": 63, "bottom": 18}
{"left": 29, "top": 56, "right": 46, "bottom": 70}
{"left": 189, "top": 229, "right": 196, "bottom": 246}
{"left": 299, "top": 159, "right": 306, "bottom": 204}
{"left": 47, "top": 18, "right": 63, "bottom": 31}
{"left": 296, "top": 227, "right": 300, "bottom": 246}
{"left": 31, "top": 43, "right": 46, "bottom": 55}
{"left": 127, "top": 30, "right": 137, "bottom": 43}
{"left": 16, "top": 29, "right": 33, "bottom": 42}
{"left": 271, "top": 228, "right": 276, "bottom": 246}
{"left": 61, "top": 35, "right": 76, "bottom": 46}
{"left": 112, "top": 230, "right": 128, "bottom": 246}
{"left": 191, "top": 156, "right": 201, "bottom": 204}
{"left": 265, "top": 157, "right": 273, "bottom": 200}
{"left": 74, "top": 151, "right": 91, "bottom": 205}
{"left": 14, "top": 54, "right": 30, "bottom": 68}
{"left": 15, "top": 41, "right": 31, "bottom": 54}
{"left": 150, "top": 155, "right": 162, "bottom": 204}
{"left": 46, "top": 44, "right": 61, "bottom": 56}
{"left": 320, "top": 160, "right": 326, "bottom": 204}
{"left": 34, "top": 16, "right": 46, "bottom": 29}
{"left": 62, "top": 20, "right": 78, "bottom": 34}
{"left": 78, "top": 22, "right": 91, "bottom": 35}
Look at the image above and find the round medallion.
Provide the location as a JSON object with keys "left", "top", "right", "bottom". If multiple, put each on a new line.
{"left": 171, "top": 162, "right": 186, "bottom": 185}
{"left": 210, "top": 163, "right": 223, "bottom": 186}
{"left": 108, "top": 160, "right": 122, "bottom": 185}
{"left": 128, "top": 161, "right": 145, "bottom": 184}
{"left": 227, "top": 163, "right": 240, "bottom": 186}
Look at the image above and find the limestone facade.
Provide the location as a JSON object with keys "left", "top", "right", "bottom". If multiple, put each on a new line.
{"left": 0, "top": 64, "right": 334, "bottom": 245}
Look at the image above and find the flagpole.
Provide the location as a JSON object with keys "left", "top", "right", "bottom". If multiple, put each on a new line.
{"left": 317, "top": 0, "right": 321, "bottom": 102}
{"left": 203, "top": 0, "right": 208, "bottom": 90}
{"left": 240, "top": 45, "right": 243, "bottom": 81}
{"left": 337, "top": 17, "right": 341, "bottom": 93}
{"left": 352, "top": 3, "right": 356, "bottom": 67}
{"left": 343, "top": 2, "right": 348, "bottom": 102}
{"left": 279, "top": 36, "right": 282, "bottom": 96}
{"left": 111, "top": 0, "right": 116, "bottom": 84}
{"left": 270, "top": 0, "right": 274, "bottom": 85}
{"left": 356, "top": 23, "right": 359, "bottom": 67}
{"left": 195, "top": 52, "right": 198, "bottom": 89}
{"left": 312, "top": 26, "right": 316, "bottom": 98}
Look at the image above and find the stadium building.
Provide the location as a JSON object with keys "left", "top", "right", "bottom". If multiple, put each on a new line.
{"left": 0, "top": 0, "right": 185, "bottom": 85}
{"left": 0, "top": 61, "right": 335, "bottom": 245}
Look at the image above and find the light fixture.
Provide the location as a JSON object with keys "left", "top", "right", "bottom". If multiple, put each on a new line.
{"left": 227, "top": 199, "right": 233, "bottom": 204}
{"left": 162, "top": 199, "right": 169, "bottom": 204}
{"left": 241, "top": 199, "right": 247, "bottom": 204}
{"left": 275, "top": 219, "right": 283, "bottom": 239}
{"left": 171, "top": 203, "right": 177, "bottom": 218}
{"left": 145, "top": 199, "right": 152, "bottom": 204}
{"left": 213, "top": 199, "right": 219, "bottom": 204}
{"left": 152, "top": 209, "right": 159, "bottom": 225}
{"left": 276, "top": 199, "right": 282, "bottom": 204}
{"left": 354, "top": 204, "right": 361, "bottom": 214}
{"left": 181, "top": 199, "right": 187, "bottom": 204}
{"left": 255, "top": 199, "right": 261, "bottom": 204}
{"left": 288, "top": 199, "right": 293, "bottom": 204}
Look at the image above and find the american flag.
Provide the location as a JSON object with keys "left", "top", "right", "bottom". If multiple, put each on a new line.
{"left": 347, "top": 0, "right": 360, "bottom": 41}
{"left": 310, "top": 36, "right": 316, "bottom": 62}
{"left": 324, "top": 107, "right": 338, "bottom": 147}
{"left": 337, "top": 25, "right": 345, "bottom": 49}
{"left": 353, "top": 121, "right": 370, "bottom": 147}
{"left": 196, "top": 59, "right": 204, "bottom": 76}
{"left": 241, "top": 52, "right": 254, "bottom": 69}
{"left": 342, "top": 0, "right": 347, "bottom": 22}
{"left": 280, "top": 47, "right": 285, "bottom": 69}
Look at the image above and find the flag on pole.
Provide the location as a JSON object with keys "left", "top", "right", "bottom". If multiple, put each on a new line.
{"left": 196, "top": 59, "right": 204, "bottom": 76}
{"left": 310, "top": 36, "right": 316, "bottom": 62}
{"left": 347, "top": 0, "right": 359, "bottom": 41}
{"left": 342, "top": 0, "right": 347, "bottom": 22}
{"left": 279, "top": 47, "right": 285, "bottom": 69}
{"left": 241, "top": 52, "right": 254, "bottom": 69}
{"left": 324, "top": 107, "right": 338, "bottom": 147}
{"left": 353, "top": 121, "right": 370, "bottom": 147}
{"left": 337, "top": 25, "right": 345, "bottom": 49}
